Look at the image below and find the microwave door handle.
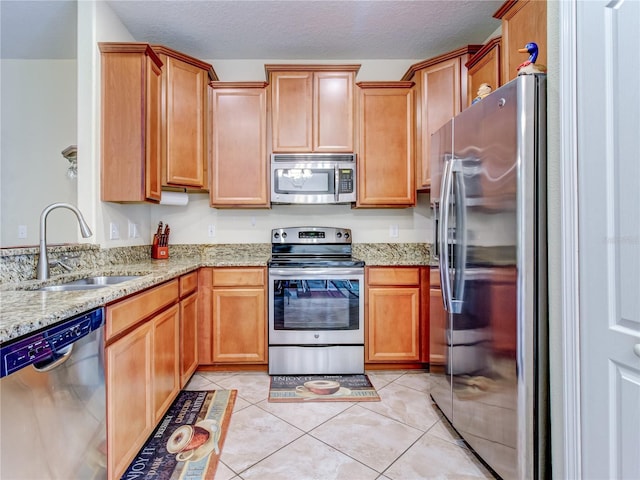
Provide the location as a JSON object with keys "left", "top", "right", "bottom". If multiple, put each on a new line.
{"left": 439, "top": 158, "right": 454, "bottom": 313}
{"left": 334, "top": 166, "right": 340, "bottom": 203}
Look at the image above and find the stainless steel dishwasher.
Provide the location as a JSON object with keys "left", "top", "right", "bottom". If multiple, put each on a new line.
{"left": 0, "top": 308, "right": 106, "bottom": 479}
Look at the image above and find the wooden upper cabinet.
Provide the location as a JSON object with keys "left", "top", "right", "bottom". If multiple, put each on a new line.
{"left": 466, "top": 37, "right": 502, "bottom": 107}
{"left": 266, "top": 64, "right": 360, "bottom": 153}
{"left": 402, "top": 46, "right": 481, "bottom": 191}
{"left": 314, "top": 71, "right": 356, "bottom": 152}
{"left": 209, "top": 82, "right": 269, "bottom": 207}
{"left": 494, "top": 0, "right": 547, "bottom": 84}
{"left": 152, "top": 45, "right": 216, "bottom": 190}
{"left": 99, "top": 43, "right": 163, "bottom": 203}
{"left": 356, "top": 82, "right": 415, "bottom": 207}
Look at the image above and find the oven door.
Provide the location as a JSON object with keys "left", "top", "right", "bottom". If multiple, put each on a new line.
{"left": 268, "top": 267, "right": 364, "bottom": 345}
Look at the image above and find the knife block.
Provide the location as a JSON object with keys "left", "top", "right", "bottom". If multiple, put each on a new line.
{"left": 151, "top": 245, "right": 169, "bottom": 259}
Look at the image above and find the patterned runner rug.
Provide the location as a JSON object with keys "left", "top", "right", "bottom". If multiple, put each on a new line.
{"left": 121, "top": 389, "right": 236, "bottom": 479}
{"left": 268, "top": 374, "right": 380, "bottom": 403}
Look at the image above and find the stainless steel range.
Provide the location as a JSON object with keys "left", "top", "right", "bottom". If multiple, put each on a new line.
{"left": 268, "top": 226, "right": 365, "bottom": 375}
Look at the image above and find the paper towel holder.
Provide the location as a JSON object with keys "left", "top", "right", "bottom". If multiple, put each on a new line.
{"left": 159, "top": 190, "right": 189, "bottom": 206}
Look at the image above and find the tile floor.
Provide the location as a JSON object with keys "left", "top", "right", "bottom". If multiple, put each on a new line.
{"left": 186, "top": 370, "right": 498, "bottom": 479}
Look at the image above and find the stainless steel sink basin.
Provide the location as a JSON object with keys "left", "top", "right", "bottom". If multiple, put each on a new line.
{"left": 37, "top": 275, "right": 142, "bottom": 292}
{"left": 64, "top": 275, "right": 142, "bottom": 286}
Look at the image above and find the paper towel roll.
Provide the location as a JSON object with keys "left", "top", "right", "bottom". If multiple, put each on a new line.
{"left": 159, "top": 191, "right": 189, "bottom": 206}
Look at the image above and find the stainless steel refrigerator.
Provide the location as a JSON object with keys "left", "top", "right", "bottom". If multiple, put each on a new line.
{"left": 429, "top": 74, "right": 549, "bottom": 479}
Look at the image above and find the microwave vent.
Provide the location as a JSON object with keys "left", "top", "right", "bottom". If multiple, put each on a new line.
{"left": 272, "top": 153, "right": 356, "bottom": 163}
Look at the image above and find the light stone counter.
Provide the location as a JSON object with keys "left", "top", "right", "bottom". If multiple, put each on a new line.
{"left": 0, "top": 242, "right": 431, "bottom": 344}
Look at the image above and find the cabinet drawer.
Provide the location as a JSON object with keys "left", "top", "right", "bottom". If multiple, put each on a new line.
{"left": 367, "top": 267, "right": 420, "bottom": 286}
{"left": 179, "top": 271, "right": 198, "bottom": 297}
{"left": 212, "top": 267, "right": 265, "bottom": 287}
{"left": 106, "top": 280, "right": 179, "bottom": 340}
{"left": 430, "top": 267, "right": 441, "bottom": 288}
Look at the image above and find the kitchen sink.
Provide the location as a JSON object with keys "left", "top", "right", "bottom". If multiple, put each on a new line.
{"left": 37, "top": 275, "right": 142, "bottom": 292}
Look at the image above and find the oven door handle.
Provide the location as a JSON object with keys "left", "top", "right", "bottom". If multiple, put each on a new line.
{"left": 269, "top": 268, "right": 364, "bottom": 277}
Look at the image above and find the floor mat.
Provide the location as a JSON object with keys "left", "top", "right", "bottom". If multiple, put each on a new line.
{"left": 268, "top": 374, "right": 380, "bottom": 403}
{"left": 121, "top": 389, "right": 236, "bottom": 479}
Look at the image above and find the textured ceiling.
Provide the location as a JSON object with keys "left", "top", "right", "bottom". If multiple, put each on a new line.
{"left": 1, "top": 0, "right": 503, "bottom": 61}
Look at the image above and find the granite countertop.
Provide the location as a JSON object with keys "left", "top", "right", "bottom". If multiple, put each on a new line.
{"left": 0, "top": 242, "right": 431, "bottom": 344}
{"left": 0, "top": 255, "right": 269, "bottom": 344}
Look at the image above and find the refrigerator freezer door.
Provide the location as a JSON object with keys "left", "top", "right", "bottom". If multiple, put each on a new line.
{"left": 450, "top": 78, "right": 521, "bottom": 480}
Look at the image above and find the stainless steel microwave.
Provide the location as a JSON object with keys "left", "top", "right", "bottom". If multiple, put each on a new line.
{"left": 271, "top": 153, "right": 357, "bottom": 204}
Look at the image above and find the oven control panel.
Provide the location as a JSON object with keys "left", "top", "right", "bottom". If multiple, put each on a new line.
{"left": 272, "top": 227, "right": 352, "bottom": 244}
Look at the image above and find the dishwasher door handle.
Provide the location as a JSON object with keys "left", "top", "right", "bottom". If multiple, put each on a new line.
{"left": 32, "top": 344, "right": 74, "bottom": 372}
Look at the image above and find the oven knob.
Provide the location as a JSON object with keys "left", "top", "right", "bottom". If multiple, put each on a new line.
{"left": 314, "top": 334, "right": 319, "bottom": 339}
{"left": 274, "top": 232, "right": 280, "bottom": 239}
{"left": 336, "top": 232, "right": 342, "bottom": 238}
{"left": 282, "top": 232, "right": 287, "bottom": 238}
{"left": 344, "top": 232, "right": 350, "bottom": 239}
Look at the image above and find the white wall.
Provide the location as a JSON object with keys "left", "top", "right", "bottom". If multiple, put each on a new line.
{"left": 0, "top": 59, "right": 78, "bottom": 247}
{"left": 79, "top": 2, "right": 432, "bottom": 248}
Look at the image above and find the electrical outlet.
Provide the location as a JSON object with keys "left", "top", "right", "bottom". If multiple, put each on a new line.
{"left": 128, "top": 221, "right": 140, "bottom": 239}
{"left": 208, "top": 224, "right": 216, "bottom": 238}
{"left": 389, "top": 225, "right": 399, "bottom": 238}
{"left": 109, "top": 222, "right": 120, "bottom": 240}
{"left": 250, "top": 217, "right": 256, "bottom": 227}
{"left": 18, "top": 225, "right": 27, "bottom": 239}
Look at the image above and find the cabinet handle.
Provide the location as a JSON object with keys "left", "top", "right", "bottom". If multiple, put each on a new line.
{"left": 634, "top": 344, "right": 640, "bottom": 358}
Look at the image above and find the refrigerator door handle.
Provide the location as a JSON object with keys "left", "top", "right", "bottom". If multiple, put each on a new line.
{"left": 451, "top": 162, "right": 467, "bottom": 313}
{"left": 439, "top": 158, "right": 466, "bottom": 314}
{"left": 439, "top": 158, "right": 454, "bottom": 312}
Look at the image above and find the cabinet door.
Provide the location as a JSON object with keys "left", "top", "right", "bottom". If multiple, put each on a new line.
{"left": 497, "top": 0, "right": 547, "bottom": 84}
{"left": 100, "top": 43, "right": 162, "bottom": 203}
{"left": 429, "top": 287, "right": 446, "bottom": 366}
{"left": 180, "top": 291, "right": 199, "bottom": 387}
{"left": 146, "top": 56, "right": 163, "bottom": 200}
{"left": 357, "top": 83, "right": 415, "bottom": 207}
{"left": 106, "top": 321, "right": 153, "bottom": 479}
{"left": 152, "top": 304, "right": 180, "bottom": 422}
{"left": 212, "top": 287, "right": 266, "bottom": 363}
{"left": 270, "top": 71, "right": 313, "bottom": 152}
{"left": 367, "top": 286, "right": 420, "bottom": 362}
{"left": 163, "top": 57, "right": 207, "bottom": 188}
{"left": 209, "top": 84, "right": 269, "bottom": 206}
{"left": 416, "top": 58, "right": 461, "bottom": 190}
{"left": 314, "top": 71, "right": 354, "bottom": 152}
{"left": 466, "top": 38, "right": 501, "bottom": 107}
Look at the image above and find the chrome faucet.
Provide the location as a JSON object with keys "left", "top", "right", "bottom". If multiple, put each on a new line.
{"left": 36, "top": 203, "right": 93, "bottom": 280}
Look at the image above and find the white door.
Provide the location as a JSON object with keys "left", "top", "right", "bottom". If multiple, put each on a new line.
{"left": 577, "top": 0, "right": 640, "bottom": 478}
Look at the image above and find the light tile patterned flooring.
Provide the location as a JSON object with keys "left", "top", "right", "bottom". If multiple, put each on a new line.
{"left": 186, "top": 370, "right": 498, "bottom": 479}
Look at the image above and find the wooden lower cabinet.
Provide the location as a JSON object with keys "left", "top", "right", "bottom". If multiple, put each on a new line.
{"left": 366, "top": 267, "right": 422, "bottom": 363}
{"left": 180, "top": 291, "right": 199, "bottom": 386}
{"left": 429, "top": 267, "right": 447, "bottom": 367}
{"left": 198, "top": 267, "right": 267, "bottom": 365}
{"left": 105, "top": 281, "right": 181, "bottom": 480}
{"left": 106, "top": 321, "right": 153, "bottom": 479}
{"left": 212, "top": 288, "right": 266, "bottom": 362}
{"left": 152, "top": 305, "right": 180, "bottom": 422}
